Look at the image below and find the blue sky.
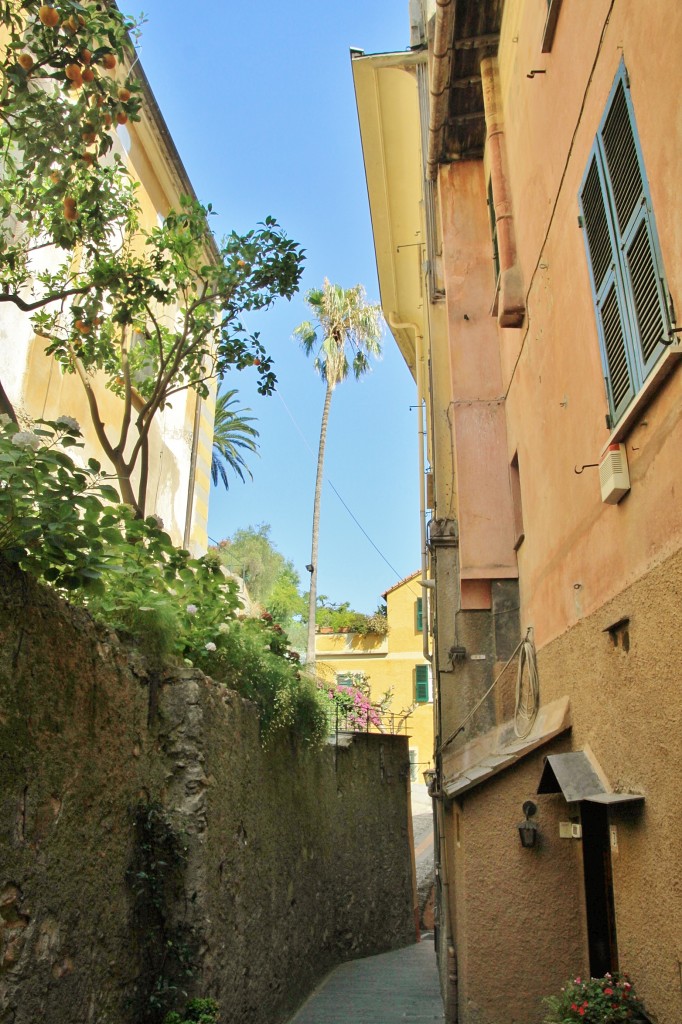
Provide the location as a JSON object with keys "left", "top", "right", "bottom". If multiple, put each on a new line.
{"left": 134, "top": 1, "right": 419, "bottom": 614}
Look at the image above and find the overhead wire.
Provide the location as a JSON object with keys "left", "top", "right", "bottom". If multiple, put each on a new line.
{"left": 274, "top": 386, "right": 422, "bottom": 599}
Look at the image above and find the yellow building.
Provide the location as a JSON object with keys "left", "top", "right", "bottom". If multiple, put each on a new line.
{"left": 316, "top": 572, "right": 434, "bottom": 778}
{"left": 355, "top": 2, "right": 682, "bottom": 1022}
{"left": 1, "top": 46, "right": 215, "bottom": 554}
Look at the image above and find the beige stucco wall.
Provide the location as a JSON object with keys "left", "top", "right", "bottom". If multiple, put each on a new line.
{"left": 441, "top": 542, "right": 682, "bottom": 1024}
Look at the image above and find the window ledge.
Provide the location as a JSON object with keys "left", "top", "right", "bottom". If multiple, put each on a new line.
{"left": 601, "top": 340, "right": 682, "bottom": 453}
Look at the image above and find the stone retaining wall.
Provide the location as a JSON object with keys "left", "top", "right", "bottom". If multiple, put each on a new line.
{"left": 0, "top": 563, "right": 415, "bottom": 1024}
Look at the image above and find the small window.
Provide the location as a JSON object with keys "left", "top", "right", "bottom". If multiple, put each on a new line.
{"left": 487, "top": 177, "right": 500, "bottom": 291}
{"left": 541, "top": 0, "right": 563, "bottom": 53}
{"left": 415, "top": 664, "right": 430, "bottom": 703}
{"left": 336, "top": 673, "right": 353, "bottom": 688}
{"left": 416, "top": 597, "right": 423, "bottom": 632}
{"left": 510, "top": 452, "right": 525, "bottom": 551}
{"left": 409, "top": 748, "right": 419, "bottom": 783}
{"left": 579, "top": 63, "right": 671, "bottom": 428}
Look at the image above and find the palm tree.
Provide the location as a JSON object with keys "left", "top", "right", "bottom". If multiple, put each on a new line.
{"left": 210, "top": 387, "right": 260, "bottom": 489}
{"left": 293, "top": 280, "right": 382, "bottom": 666}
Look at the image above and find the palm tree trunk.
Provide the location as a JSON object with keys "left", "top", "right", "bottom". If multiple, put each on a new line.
{"left": 306, "top": 381, "right": 334, "bottom": 666}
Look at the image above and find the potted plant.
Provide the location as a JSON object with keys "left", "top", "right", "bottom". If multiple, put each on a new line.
{"left": 542, "top": 973, "right": 648, "bottom": 1023}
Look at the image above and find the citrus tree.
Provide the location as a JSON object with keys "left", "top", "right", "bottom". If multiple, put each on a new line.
{"left": 0, "top": 1, "right": 304, "bottom": 514}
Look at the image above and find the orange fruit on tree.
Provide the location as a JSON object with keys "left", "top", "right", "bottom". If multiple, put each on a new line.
{"left": 82, "top": 129, "right": 97, "bottom": 144}
{"left": 101, "top": 53, "right": 117, "bottom": 70}
{"left": 116, "top": 111, "right": 128, "bottom": 125}
{"left": 49, "top": 170, "right": 60, "bottom": 184}
{"left": 63, "top": 198, "right": 78, "bottom": 221}
{"left": 81, "top": 152, "right": 94, "bottom": 166}
{"left": 18, "top": 54, "right": 34, "bottom": 71}
{"left": 80, "top": 49, "right": 92, "bottom": 64}
{"left": 38, "top": 6, "right": 60, "bottom": 28}
{"left": 82, "top": 67, "right": 95, "bottom": 83}
{"left": 118, "top": 87, "right": 131, "bottom": 102}
{"left": 65, "top": 63, "right": 81, "bottom": 81}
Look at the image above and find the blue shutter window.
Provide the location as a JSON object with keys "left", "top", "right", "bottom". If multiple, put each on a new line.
{"left": 415, "top": 664, "right": 429, "bottom": 704}
{"left": 416, "top": 597, "right": 423, "bottom": 632}
{"left": 579, "top": 63, "right": 670, "bottom": 426}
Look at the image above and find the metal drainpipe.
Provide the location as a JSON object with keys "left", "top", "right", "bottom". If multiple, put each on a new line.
{"left": 387, "top": 314, "right": 432, "bottom": 665}
{"left": 183, "top": 392, "right": 202, "bottom": 551}
{"left": 426, "top": 0, "right": 456, "bottom": 181}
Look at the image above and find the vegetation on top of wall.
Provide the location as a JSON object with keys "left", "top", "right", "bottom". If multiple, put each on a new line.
{"left": 0, "top": 419, "right": 330, "bottom": 746}
{"left": 314, "top": 598, "right": 389, "bottom": 637}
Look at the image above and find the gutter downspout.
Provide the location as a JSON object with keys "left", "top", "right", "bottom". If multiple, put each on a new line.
{"left": 387, "top": 314, "right": 432, "bottom": 666}
{"left": 481, "top": 56, "right": 525, "bottom": 327}
{"left": 426, "top": 0, "right": 456, "bottom": 181}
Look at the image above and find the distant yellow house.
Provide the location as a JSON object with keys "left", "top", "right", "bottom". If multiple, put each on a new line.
{"left": 316, "top": 572, "right": 433, "bottom": 779}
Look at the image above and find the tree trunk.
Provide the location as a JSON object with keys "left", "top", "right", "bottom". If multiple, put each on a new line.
{"left": 0, "top": 380, "right": 18, "bottom": 424}
{"left": 306, "top": 382, "right": 334, "bottom": 667}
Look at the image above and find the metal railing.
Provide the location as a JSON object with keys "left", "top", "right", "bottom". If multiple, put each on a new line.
{"left": 327, "top": 704, "right": 414, "bottom": 740}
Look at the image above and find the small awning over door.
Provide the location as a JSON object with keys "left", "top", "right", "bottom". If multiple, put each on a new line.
{"left": 537, "top": 751, "right": 644, "bottom": 805}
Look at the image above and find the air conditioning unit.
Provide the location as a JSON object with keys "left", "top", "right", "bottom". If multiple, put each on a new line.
{"left": 599, "top": 443, "right": 630, "bottom": 504}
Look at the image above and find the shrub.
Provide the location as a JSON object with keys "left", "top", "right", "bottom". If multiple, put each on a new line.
{"left": 0, "top": 420, "right": 328, "bottom": 745}
{"left": 543, "top": 973, "right": 647, "bottom": 1023}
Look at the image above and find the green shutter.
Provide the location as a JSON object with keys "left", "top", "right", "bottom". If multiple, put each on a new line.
{"left": 416, "top": 597, "right": 423, "bottom": 632}
{"left": 415, "top": 665, "right": 429, "bottom": 703}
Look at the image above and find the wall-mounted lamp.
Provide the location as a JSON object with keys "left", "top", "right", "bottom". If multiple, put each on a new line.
{"left": 517, "top": 800, "right": 538, "bottom": 848}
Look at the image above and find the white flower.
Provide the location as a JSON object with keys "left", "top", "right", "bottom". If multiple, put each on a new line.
{"left": 186, "top": 604, "right": 198, "bottom": 615}
{"left": 149, "top": 513, "right": 164, "bottom": 530}
{"left": 11, "top": 431, "right": 42, "bottom": 451}
{"left": 55, "top": 415, "right": 81, "bottom": 434}
{"left": 204, "top": 642, "right": 217, "bottom": 652}
{"left": 218, "top": 622, "right": 230, "bottom": 634}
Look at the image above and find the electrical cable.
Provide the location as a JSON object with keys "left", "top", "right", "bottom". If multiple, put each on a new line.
{"left": 436, "top": 627, "right": 540, "bottom": 753}
{"left": 513, "top": 627, "right": 540, "bottom": 739}
{"left": 275, "top": 386, "right": 421, "bottom": 597}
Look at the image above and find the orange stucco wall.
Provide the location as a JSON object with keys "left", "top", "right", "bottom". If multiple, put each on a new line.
{"left": 438, "top": 162, "right": 518, "bottom": 587}
{"left": 498, "top": 0, "right": 682, "bottom": 646}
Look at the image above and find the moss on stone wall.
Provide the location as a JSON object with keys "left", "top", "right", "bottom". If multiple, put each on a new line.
{"left": 0, "top": 561, "right": 415, "bottom": 1024}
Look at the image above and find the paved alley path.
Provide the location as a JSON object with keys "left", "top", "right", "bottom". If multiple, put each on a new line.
{"left": 287, "top": 936, "right": 444, "bottom": 1023}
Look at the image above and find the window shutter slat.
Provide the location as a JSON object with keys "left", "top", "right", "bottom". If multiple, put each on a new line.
{"left": 582, "top": 158, "right": 612, "bottom": 289}
{"left": 625, "top": 217, "right": 667, "bottom": 365}
{"left": 601, "top": 81, "right": 643, "bottom": 234}
{"left": 601, "top": 283, "right": 632, "bottom": 414}
{"left": 415, "top": 665, "right": 429, "bottom": 703}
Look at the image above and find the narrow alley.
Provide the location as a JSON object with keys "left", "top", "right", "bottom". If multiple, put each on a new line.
{"left": 287, "top": 936, "right": 444, "bottom": 1024}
